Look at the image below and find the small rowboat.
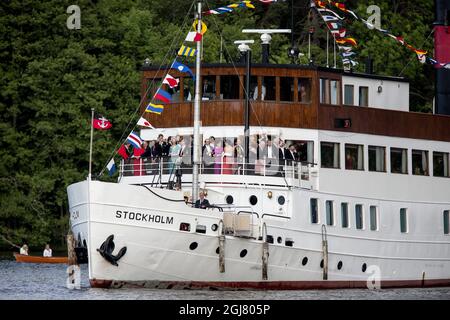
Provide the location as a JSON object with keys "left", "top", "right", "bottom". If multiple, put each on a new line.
{"left": 13, "top": 253, "right": 68, "bottom": 264}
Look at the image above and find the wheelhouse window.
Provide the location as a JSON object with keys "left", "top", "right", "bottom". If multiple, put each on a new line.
{"left": 321, "top": 142, "right": 340, "bottom": 169}
{"left": 183, "top": 77, "right": 194, "bottom": 101}
{"left": 262, "top": 76, "right": 276, "bottom": 101}
{"left": 400, "top": 208, "right": 408, "bottom": 233}
{"left": 444, "top": 210, "right": 449, "bottom": 235}
{"left": 355, "top": 204, "right": 364, "bottom": 230}
{"left": 433, "top": 152, "right": 449, "bottom": 177}
{"left": 369, "top": 146, "right": 386, "bottom": 172}
{"left": 320, "top": 78, "right": 330, "bottom": 104}
{"left": 202, "top": 76, "right": 216, "bottom": 100}
{"left": 341, "top": 203, "right": 349, "bottom": 228}
{"left": 220, "top": 75, "right": 240, "bottom": 99}
{"left": 345, "top": 144, "right": 364, "bottom": 170}
{"left": 298, "top": 78, "right": 311, "bottom": 103}
{"left": 326, "top": 200, "right": 334, "bottom": 226}
{"left": 412, "top": 150, "right": 429, "bottom": 176}
{"left": 248, "top": 76, "right": 258, "bottom": 100}
{"left": 310, "top": 198, "right": 319, "bottom": 224}
{"left": 330, "top": 80, "right": 340, "bottom": 105}
{"left": 359, "top": 86, "right": 369, "bottom": 107}
{"left": 166, "top": 85, "right": 181, "bottom": 102}
{"left": 280, "top": 77, "right": 294, "bottom": 102}
{"left": 369, "top": 206, "right": 378, "bottom": 231}
{"left": 391, "top": 148, "right": 408, "bottom": 174}
{"left": 344, "top": 84, "right": 354, "bottom": 105}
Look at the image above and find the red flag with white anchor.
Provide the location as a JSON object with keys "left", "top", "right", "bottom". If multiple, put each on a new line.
{"left": 93, "top": 113, "right": 112, "bottom": 130}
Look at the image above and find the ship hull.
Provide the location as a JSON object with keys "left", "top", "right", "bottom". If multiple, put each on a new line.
{"left": 67, "top": 180, "right": 450, "bottom": 290}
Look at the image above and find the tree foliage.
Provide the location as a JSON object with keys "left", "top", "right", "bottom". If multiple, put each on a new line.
{"left": 0, "top": 0, "right": 436, "bottom": 249}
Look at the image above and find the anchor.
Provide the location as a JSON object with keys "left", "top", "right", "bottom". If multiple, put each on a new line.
{"left": 96, "top": 235, "right": 127, "bottom": 267}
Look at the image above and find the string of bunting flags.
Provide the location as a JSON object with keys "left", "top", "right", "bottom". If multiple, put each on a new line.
{"left": 104, "top": 1, "right": 259, "bottom": 176}
{"left": 311, "top": 0, "right": 358, "bottom": 67}
{"left": 314, "top": 0, "right": 450, "bottom": 69}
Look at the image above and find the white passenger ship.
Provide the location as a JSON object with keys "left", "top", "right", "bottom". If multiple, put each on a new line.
{"left": 67, "top": 1, "right": 450, "bottom": 289}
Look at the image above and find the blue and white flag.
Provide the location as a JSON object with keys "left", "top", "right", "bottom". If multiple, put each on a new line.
{"left": 107, "top": 158, "right": 116, "bottom": 176}
{"left": 127, "top": 131, "right": 143, "bottom": 149}
{"left": 171, "top": 61, "right": 195, "bottom": 79}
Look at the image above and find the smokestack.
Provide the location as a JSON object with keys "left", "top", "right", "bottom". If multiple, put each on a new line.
{"left": 434, "top": 0, "right": 450, "bottom": 115}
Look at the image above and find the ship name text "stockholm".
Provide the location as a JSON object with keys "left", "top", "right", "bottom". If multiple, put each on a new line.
{"left": 115, "top": 210, "right": 174, "bottom": 224}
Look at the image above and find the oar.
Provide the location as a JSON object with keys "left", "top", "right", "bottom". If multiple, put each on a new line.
{"left": 0, "top": 234, "right": 21, "bottom": 249}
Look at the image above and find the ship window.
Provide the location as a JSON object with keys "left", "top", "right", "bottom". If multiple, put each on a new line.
{"left": 345, "top": 144, "right": 364, "bottom": 170}
{"left": 326, "top": 200, "right": 334, "bottom": 226}
{"left": 321, "top": 142, "right": 340, "bottom": 169}
{"left": 344, "top": 84, "right": 354, "bottom": 105}
{"left": 433, "top": 152, "right": 449, "bottom": 177}
{"left": 355, "top": 204, "right": 364, "bottom": 230}
{"left": 369, "top": 146, "right": 386, "bottom": 172}
{"left": 369, "top": 206, "right": 378, "bottom": 231}
{"left": 412, "top": 150, "right": 429, "bottom": 176}
{"left": 310, "top": 198, "right": 319, "bottom": 224}
{"left": 183, "top": 77, "right": 194, "bottom": 101}
{"left": 249, "top": 195, "right": 258, "bottom": 206}
{"left": 330, "top": 80, "right": 340, "bottom": 105}
{"left": 391, "top": 148, "right": 408, "bottom": 174}
{"left": 341, "top": 203, "right": 349, "bottom": 228}
{"left": 320, "top": 78, "right": 330, "bottom": 104}
{"left": 298, "top": 78, "right": 311, "bottom": 103}
{"left": 444, "top": 211, "right": 449, "bottom": 235}
{"left": 247, "top": 76, "right": 258, "bottom": 100}
{"left": 280, "top": 77, "right": 294, "bottom": 102}
{"left": 285, "top": 140, "right": 314, "bottom": 163}
{"left": 359, "top": 86, "right": 369, "bottom": 107}
{"left": 400, "top": 208, "right": 408, "bottom": 233}
{"left": 262, "top": 76, "right": 276, "bottom": 101}
{"left": 220, "top": 75, "right": 240, "bottom": 99}
{"left": 202, "top": 76, "right": 216, "bottom": 100}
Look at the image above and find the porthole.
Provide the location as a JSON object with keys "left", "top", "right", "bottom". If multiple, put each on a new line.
{"left": 240, "top": 249, "right": 247, "bottom": 258}
{"left": 301, "top": 257, "right": 308, "bottom": 266}
{"left": 249, "top": 195, "right": 258, "bottom": 206}
{"left": 225, "top": 195, "right": 234, "bottom": 204}
{"left": 362, "top": 263, "right": 367, "bottom": 272}
{"left": 216, "top": 247, "right": 220, "bottom": 254}
{"left": 266, "top": 235, "right": 274, "bottom": 244}
{"left": 189, "top": 242, "right": 198, "bottom": 250}
{"left": 277, "top": 196, "right": 286, "bottom": 206}
{"left": 277, "top": 236, "right": 282, "bottom": 244}
{"left": 211, "top": 224, "right": 218, "bottom": 232}
{"left": 320, "top": 259, "right": 324, "bottom": 268}
{"left": 337, "top": 261, "right": 343, "bottom": 270}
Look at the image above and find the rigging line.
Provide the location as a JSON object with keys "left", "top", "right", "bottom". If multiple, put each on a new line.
{"left": 98, "top": 1, "right": 197, "bottom": 177}
{"left": 204, "top": 0, "right": 265, "bottom": 132}
{"left": 398, "top": 29, "right": 434, "bottom": 77}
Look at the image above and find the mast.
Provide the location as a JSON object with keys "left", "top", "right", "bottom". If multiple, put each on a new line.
{"left": 192, "top": 1, "right": 202, "bottom": 203}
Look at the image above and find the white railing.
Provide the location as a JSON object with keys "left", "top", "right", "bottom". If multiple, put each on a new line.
{"left": 118, "top": 157, "right": 317, "bottom": 188}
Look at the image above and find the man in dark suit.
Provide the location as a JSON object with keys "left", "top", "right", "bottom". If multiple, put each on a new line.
{"left": 195, "top": 191, "right": 210, "bottom": 209}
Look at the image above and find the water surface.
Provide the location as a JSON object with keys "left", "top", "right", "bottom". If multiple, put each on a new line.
{"left": 1, "top": 260, "right": 449, "bottom": 300}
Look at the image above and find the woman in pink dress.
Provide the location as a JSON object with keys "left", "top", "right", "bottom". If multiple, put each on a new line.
{"left": 222, "top": 142, "right": 234, "bottom": 174}
{"left": 133, "top": 142, "right": 146, "bottom": 176}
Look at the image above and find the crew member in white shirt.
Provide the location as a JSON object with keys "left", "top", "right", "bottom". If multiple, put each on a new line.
{"left": 43, "top": 244, "right": 52, "bottom": 257}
